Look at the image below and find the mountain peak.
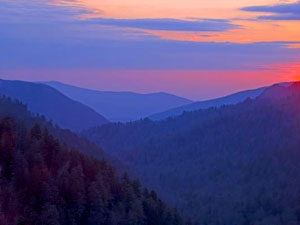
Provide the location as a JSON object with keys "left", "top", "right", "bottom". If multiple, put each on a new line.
{"left": 258, "top": 81, "right": 299, "bottom": 100}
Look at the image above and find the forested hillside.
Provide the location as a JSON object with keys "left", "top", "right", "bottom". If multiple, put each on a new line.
{"left": 149, "top": 85, "right": 267, "bottom": 120}
{"left": 84, "top": 82, "right": 300, "bottom": 224}
{"left": 0, "top": 97, "right": 105, "bottom": 160}
{"left": 149, "top": 82, "right": 292, "bottom": 120}
{"left": 0, "top": 109, "right": 192, "bottom": 224}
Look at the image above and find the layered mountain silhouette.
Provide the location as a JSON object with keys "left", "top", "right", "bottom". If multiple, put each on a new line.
{"left": 150, "top": 82, "right": 292, "bottom": 120}
{"left": 3, "top": 77, "right": 300, "bottom": 224}
{"left": 0, "top": 79, "right": 108, "bottom": 131}
{"left": 84, "top": 81, "right": 300, "bottom": 224}
{"left": 0, "top": 95, "right": 106, "bottom": 160}
{"left": 0, "top": 96, "right": 191, "bottom": 225}
{"left": 44, "top": 81, "right": 193, "bottom": 122}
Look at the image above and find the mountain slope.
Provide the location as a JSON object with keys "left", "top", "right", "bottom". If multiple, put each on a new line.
{"left": 0, "top": 79, "right": 108, "bottom": 131}
{"left": 0, "top": 96, "right": 106, "bottom": 160}
{"left": 0, "top": 116, "right": 191, "bottom": 225}
{"left": 44, "top": 81, "right": 193, "bottom": 122}
{"left": 149, "top": 82, "right": 292, "bottom": 120}
{"left": 84, "top": 82, "right": 300, "bottom": 224}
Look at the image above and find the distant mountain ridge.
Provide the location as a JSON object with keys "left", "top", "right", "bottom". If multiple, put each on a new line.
{"left": 44, "top": 81, "right": 193, "bottom": 122}
{"left": 0, "top": 79, "right": 108, "bottom": 131}
{"left": 149, "top": 82, "right": 293, "bottom": 120}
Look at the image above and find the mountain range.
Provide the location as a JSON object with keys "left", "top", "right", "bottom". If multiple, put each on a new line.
{"left": 44, "top": 81, "right": 193, "bottom": 122}
{"left": 149, "top": 82, "right": 293, "bottom": 120}
{"left": 3, "top": 77, "right": 300, "bottom": 224}
{"left": 0, "top": 79, "right": 108, "bottom": 131}
{"left": 2, "top": 79, "right": 291, "bottom": 130}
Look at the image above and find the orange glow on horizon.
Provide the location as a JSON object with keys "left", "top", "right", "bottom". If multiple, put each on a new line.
{"left": 266, "top": 61, "right": 300, "bottom": 82}
{"left": 1, "top": 61, "right": 299, "bottom": 100}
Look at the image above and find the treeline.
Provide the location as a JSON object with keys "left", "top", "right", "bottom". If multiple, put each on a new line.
{"left": 84, "top": 82, "right": 300, "bottom": 224}
{"left": 0, "top": 117, "right": 194, "bottom": 225}
{"left": 0, "top": 96, "right": 193, "bottom": 224}
{"left": 0, "top": 96, "right": 106, "bottom": 160}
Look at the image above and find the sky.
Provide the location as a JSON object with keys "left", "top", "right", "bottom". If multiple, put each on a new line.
{"left": 0, "top": 0, "right": 300, "bottom": 100}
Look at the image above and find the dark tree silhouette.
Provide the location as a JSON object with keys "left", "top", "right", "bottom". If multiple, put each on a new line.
{"left": 0, "top": 97, "right": 191, "bottom": 225}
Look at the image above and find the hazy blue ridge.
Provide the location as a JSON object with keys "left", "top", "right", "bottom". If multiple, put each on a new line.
{"left": 0, "top": 79, "right": 108, "bottom": 131}
{"left": 44, "top": 81, "right": 193, "bottom": 122}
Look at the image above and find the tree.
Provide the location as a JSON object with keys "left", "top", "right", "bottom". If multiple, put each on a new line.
{"left": 40, "top": 204, "right": 60, "bottom": 225}
{"left": 30, "top": 124, "right": 42, "bottom": 140}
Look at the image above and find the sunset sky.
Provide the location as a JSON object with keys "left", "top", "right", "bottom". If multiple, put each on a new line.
{"left": 0, "top": 0, "right": 300, "bottom": 100}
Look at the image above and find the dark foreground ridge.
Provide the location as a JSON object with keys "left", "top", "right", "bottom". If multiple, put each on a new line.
{"left": 0, "top": 97, "right": 194, "bottom": 225}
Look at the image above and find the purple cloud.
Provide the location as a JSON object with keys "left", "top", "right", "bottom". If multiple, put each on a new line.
{"left": 85, "top": 18, "right": 237, "bottom": 32}
{"left": 0, "top": 0, "right": 90, "bottom": 22}
{"left": 0, "top": 0, "right": 299, "bottom": 73}
{"left": 1, "top": 33, "right": 299, "bottom": 70}
{"left": 242, "top": 1, "right": 300, "bottom": 20}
